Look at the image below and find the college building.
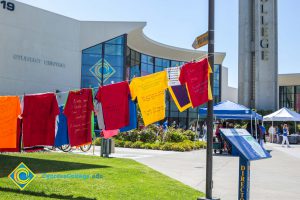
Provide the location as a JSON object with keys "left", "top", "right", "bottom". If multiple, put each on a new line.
{"left": 278, "top": 74, "right": 300, "bottom": 113}
{"left": 0, "top": 0, "right": 238, "bottom": 129}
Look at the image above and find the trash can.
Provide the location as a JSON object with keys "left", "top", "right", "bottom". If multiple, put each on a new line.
{"left": 100, "top": 138, "right": 115, "bottom": 157}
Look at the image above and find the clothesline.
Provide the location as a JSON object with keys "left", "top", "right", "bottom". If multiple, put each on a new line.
{"left": 11, "top": 54, "right": 215, "bottom": 97}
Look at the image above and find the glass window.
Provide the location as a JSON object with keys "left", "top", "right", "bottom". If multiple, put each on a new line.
{"left": 81, "top": 35, "right": 125, "bottom": 87}
{"left": 82, "top": 44, "right": 102, "bottom": 54}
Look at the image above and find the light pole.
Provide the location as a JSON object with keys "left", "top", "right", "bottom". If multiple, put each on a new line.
{"left": 198, "top": 0, "right": 219, "bottom": 199}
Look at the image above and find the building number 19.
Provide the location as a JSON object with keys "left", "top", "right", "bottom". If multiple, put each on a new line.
{"left": 1, "top": 1, "right": 15, "bottom": 11}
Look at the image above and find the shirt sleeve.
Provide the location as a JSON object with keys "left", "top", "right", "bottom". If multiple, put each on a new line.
{"left": 88, "top": 89, "right": 95, "bottom": 112}
{"left": 179, "top": 65, "right": 186, "bottom": 85}
{"left": 63, "top": 92, "right": 71, "bottom": 116}
{"left": 51, "top": 94, "right": 60, "bottom": 117}
{"left": 95, "top": 87, "right": 102, "bottom": 102}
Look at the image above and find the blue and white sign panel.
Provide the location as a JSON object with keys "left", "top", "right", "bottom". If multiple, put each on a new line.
{"left": 220, "top": 128, "right": 271, "bottom": 161}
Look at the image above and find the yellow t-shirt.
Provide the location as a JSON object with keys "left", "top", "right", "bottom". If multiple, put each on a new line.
{"left": 0, "top": 96, "right": 21, "bottom": 148}
{"left": 130, "top": 71, "right": 168, "bottom": 126}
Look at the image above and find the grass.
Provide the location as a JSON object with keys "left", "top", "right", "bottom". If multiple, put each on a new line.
{"left": 0, "top": 152, "right": 204, "bottom": 200}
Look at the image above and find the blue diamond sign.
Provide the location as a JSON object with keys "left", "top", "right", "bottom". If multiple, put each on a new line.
{"left": 8, "top": 162, "right": 36, "bottom": 190}
{"left": 89, "top": 59, "right": 116, "bottom": 84}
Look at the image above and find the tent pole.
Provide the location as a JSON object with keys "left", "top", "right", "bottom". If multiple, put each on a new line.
{"left": 255, "top": 117, "right": 258, "bottom": 141}
{"left": 272, "top": 121, "right": 274, "bottom": 143}
{"left": 295, "top": 121, "right": 297, "bottom": 134}
{"left": 251, "top": 115, "right": 253, "bottom": 136}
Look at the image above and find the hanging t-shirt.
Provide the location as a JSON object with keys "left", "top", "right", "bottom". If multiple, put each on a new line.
{"left": 179, "top": 58, "right": 212, "bottom": 108}
{"left": 64, "top": 89, "right": 94, "bottom": 147}
{"left": 54, "top": 106, "right": 69, "bottom": 147}
{"left": 130, "top": 71, "right": 168, "bottom": 126}
{"left": 103, "top": 129, "right": 119, "bottom": 139}
{"left": 166, "top": 66, "right": 192, "bottom": 112}
{"left": 120, "top": 97, "right": 137, "bottom": 132}
{"left": 95, "top": 81, "right": 130, "bottom": 130}
{"left": 22, "top": 93, "right": 59, "bottom": 147}
{"left": 0, "top": 96, "right": 21, "bottom": 148}
{"left": 94, "top": 102, "right": 105, "bottom": 130}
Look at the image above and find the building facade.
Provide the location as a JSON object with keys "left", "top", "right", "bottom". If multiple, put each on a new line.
{"left": 238, "top": 0, "right": 278, "bottom": 110}
{"left": 278, "top": 74, "right": 300, "bottom": 113}
{"left": 0, "top": 0, "right": 233, "bottom": 128}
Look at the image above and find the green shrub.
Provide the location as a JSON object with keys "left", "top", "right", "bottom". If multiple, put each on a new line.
{"left": 140, "top": 129, "right": 157, "bottom": 143}
{"left": 183, "top": 130, "right": 197, "bottom": 141}
{"left": 170, "top": 143, "right": 185, "bottom": 152}
{"left": 131, "top": 141, "right": 144, "bottom": 149}
{"left": 143, "top": 143, "right": 152, "bottom": 149}
{"left": 150, "top": 143, "right": 160, "bottom": 150}
{"left": 165, "top": 128, "right": 187, "bottom": 143}
{"left": 160, "top": 142, "right": 173, "bottom": 151}
{"left": 117, "top": 130, "right": 140, "bottom": 142}
{"left": 114, "top": 139, "right": 125, "bottom": 147}
{"left": 94, "top": 138, "right": 101, "bottom": 146}
{"left": 124, "top": 141, "right": 133, "bottom": 148}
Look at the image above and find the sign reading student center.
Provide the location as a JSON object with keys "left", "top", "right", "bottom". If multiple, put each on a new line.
{"left": 220, "top": 129, "right": 271, "bottom": 200}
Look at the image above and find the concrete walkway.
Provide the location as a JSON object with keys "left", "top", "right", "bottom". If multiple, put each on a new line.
{"left": 62, "top": 143, "right": 300, "bottom": 200}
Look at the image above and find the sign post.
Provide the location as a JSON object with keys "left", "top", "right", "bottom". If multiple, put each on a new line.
{"left": 220, "top": 128, "right": 271, "bottom": 200}
{"left": 239, "top": 157, "right": 250, "bottom": 200}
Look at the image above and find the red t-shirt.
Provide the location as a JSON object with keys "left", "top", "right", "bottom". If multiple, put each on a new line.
{"left": 64, "top": 88, "right": 94, "bottom": 147}
{"left": 179, "top": 58, "right": 211, "bottom": 107}
{"left": 95, "top": 81, "right": 130, "bottom": 130}
{"left": 22, "top": 93, "right": 59, "bottom": 147}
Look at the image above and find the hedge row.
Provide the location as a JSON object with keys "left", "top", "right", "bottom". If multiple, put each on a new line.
{"left": 115, "top": 125, "right": 197, "bottom": 143}
{"left": 114, "top": 139, "right": 206, "bottom": 152}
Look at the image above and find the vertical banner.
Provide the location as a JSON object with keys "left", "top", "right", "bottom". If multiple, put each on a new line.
{"left": 238, "top": 157, "right": 250, "bottom": 200}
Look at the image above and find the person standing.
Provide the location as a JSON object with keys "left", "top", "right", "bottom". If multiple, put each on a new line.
{"left": 268, "top": 125, "right": 276, "bottom": 143}
{"left": 259, "top": 123, "right": 266, "bottom": 148}
{"left": 202, "top": 122, "right": 207, "bottom": 141}
{"left": 282, "top": 124, "right": 291, "bottom": 148}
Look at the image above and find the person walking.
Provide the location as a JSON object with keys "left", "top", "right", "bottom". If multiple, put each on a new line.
{"left": 282, "top": 124, "right": 291, "bottom": 148}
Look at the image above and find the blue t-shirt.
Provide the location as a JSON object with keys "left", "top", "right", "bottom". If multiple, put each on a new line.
{"left": 120, "top": 97, "right": 137, "bottom": 132}
{"left": 162, "top": 121, "right": 168, "bottom": 131}
{"left": 259, "top": 125, "right": 266, "bottom": 135}
{"left": 55, "top": 106, "right": 69, "bottom": 147}
{"left": 283, "top": 128, "right": 288, "bottom": 136}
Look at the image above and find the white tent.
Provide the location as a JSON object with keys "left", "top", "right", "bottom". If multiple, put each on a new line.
{"left": 263, "top": 107, "right": 300, "bottom": 122}
{"left": 263, "top": 108, "right": 300, "bottom": 140}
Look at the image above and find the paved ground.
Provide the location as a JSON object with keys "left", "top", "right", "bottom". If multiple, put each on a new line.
{"left": 61, "top": 143, "right": 300, "bottom": 200}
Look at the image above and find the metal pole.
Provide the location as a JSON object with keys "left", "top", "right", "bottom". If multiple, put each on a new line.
{"left": 198, "top": 1, "right": 218, "bottom": 200}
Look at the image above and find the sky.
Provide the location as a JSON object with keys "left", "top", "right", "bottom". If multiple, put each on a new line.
{"left": 16, "top": 0, "right": 300, "bottom": 87}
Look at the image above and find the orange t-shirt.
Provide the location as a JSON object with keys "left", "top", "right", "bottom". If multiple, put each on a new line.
{"left": 0, "top": 96, "right": 21, "bottom": 148}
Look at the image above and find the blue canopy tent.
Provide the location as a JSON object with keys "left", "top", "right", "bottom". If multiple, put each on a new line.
{"left": 198, "top": 101, "right": 262, "bottom": 140}
{"left": 199, "top": 100, "right": 262, "bottom": 120}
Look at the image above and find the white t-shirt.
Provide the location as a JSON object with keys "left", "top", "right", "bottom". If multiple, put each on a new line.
{"left": 268, "top": 126, "right": 275, "bottom": 135}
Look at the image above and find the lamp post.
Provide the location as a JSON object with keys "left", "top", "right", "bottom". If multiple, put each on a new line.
{"left": 198, "top": 0, "right": 219, "bottom": 199}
